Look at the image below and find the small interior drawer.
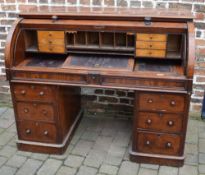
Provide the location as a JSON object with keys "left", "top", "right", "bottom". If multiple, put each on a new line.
{"left": 136, "top": 112, "right": 183, "bottom": 133}
{"left": 136, "top": 41, "right": 167, "bottom": 50}
{"left": 38, "top": 44, "right": 65, "bottom": 53}
{"left": 38, "top": 38, "right": 64, "bottom": 45}
{"left": 138, "top": 92, "right": 185, "bottom": 113}
{"left": 18, "top": 121, "right": 57, "bottom": 143}
{"left": 136, "top": 49, "right": 166, "bottom": 58}
{"left": 13, "top": 84, "right": 56, "bottom": 102}
{"left": 136, "top": 33, "right": 167, "bottom": 42}
{"left": 16, "top": 102, "right": 55, "bottom": 122}
{"left": 37, "top": 31, "right": 64, "bottom": 39}
{"left": 135, "top": 131, "right": 181, "bottom": 155}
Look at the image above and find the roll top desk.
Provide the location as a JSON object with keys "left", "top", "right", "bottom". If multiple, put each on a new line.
{"left": 5, "top": 7, "right": 195, "bottom": 167}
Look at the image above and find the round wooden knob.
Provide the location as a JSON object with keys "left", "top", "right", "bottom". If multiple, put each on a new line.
{"left": 25, "top": 129, "right": 31, "bottom": 134}
{"left": 147, "top": 99, "right": 153, "bottom": 103}
{"left": 49, "top": 48, "right": 53, "bottom": 51}
{"left": 44, "top": 131, "right": 48, "bottom": 136}
{"left": 24, "top": 108, "right": 29, "bottom": 113}
{"left": 167, "top": 120, "right": 174, "bottom": 126}
{"left": 39, "top": 91, "right": 44, "bottom": 96}
{"left": 170, "top": 100, "right": 176, "bottom": 106}
{"left": 146, "top": 140, "right": 150, "bottom": 145}
{"left": 42, "top": 110, "right": 47, "bottom": 115}
{"left": 149, "top": 45, "right": 152, "bottom": 48}
{"left": 21, "top": 90, "right": 26, "bottom": 95}
{"left": 49, "top": 41, "right": 52, "bottom": 44}
{"left": 166, "top": 142, "right": 172, "bottom": 148}
{"left": 33, "top": 103, "right": 37, "bottom": 107}
{"left": 146, "top": 119, "right": 152, "bottom": 124}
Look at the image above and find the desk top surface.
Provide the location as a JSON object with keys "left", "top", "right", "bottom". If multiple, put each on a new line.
{"left": 19, "top": 7, "right": 194, "bottom": 22}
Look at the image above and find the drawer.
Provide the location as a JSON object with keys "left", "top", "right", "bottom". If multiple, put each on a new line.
{"left": 38, "top": 44, "right": 65, "bottom": 53}
{"left": 138, "top": 92, "right": 185, "bottom": 112}
{"left": 136, "top": 49, "right": 166, "bottom": 58}
{"left": 38, "top": 38, "right": 64, "bottom": 45}
{"left": 18, "top": 121, "right": 57, "bottom": 143}
{"left": 136, "top": 33, "right": 167, "bottom": 42}
{"left": 136, "top": 131, "right": 181, "bottom": 155}
{"left": 136, "top": 112, "right": 183, "bottom": 133}
{"left": 136, "top": 41, "right": 167, "bottom": 50}
{"left": 16, "top": 102, "right": 55, "bottom": 122}
{"left": 37, "top": 31, "right": 64, "bottom": 39}
{"left": 13, "top": 84, "right": 56, "bottom": 102}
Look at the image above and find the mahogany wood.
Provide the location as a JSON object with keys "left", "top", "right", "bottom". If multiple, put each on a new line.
{"left": 4, "top": 7, "right": 195, "bottom": 167}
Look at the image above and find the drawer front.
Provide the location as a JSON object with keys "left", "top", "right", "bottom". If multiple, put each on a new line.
{"left": 37, "top": 31, "right": 64, "bottom": 39}
{"left": 136, "top": 33, "right": 167, "bottom": 42}
{"left": 38, "top": 44, "right": 65, "bottom": 53}
{"left": 136, "top": 131, "right": 181, "bottom": 155}
{"left": 13, "top": 84, "right": 56, "bottom": 102}
{"left": 138, "top": 93, "right": 185, "bottom": 112}
{"left": 136, "top": 112, "right": 183, "bottom": 133}
{"left": 16, "top": 102, "right": 55, "bottom": 122}
{"left": 136, "top": 49, "right": 166, "bottom": 58}
{"left": 136, "top": 41, "right": 167, "bottom": 50}
{"left": 38, "top": 38, "right": 64, "bottom": 45}
{"left": 18, "top": 121, "right": 57, "bottom": 143}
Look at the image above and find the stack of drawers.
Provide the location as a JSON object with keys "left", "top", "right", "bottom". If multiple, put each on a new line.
{"left": 133, "top": 91, "right": 188, "bottom": 166}
{"left": 37, "top": 31, "right": 65, "bottom": 53}
{"left": 13, "top": 84, "right": 59, "bottom": 144}
{"left": 136, "top": 33, "right": 167, "bottom": 58}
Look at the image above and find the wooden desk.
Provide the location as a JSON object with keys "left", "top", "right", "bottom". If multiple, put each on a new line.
{"left": 5, "top": 7, "right": 195, "bottom": 167}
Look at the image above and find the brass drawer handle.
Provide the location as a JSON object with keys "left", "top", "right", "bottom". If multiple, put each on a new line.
{"left": 167, "top": 120, "right": 174, "bottom": 126}
{"left": 44, "top": 130, "right": 48, "bottom": 136}
{"left": 166, "top": 142, "right": 172, "bottom": 148}
{"left": 24, "top": 108, "right": 29, "bottom": 113}
{"left": 39, "top": 91, "right": 45, "bottom": 96}
{"left": 21, "top": 90, "right": 26, "bottom": 95}
{"left": 170, "top": 100, "right": 176, "bottom": 106}
{"left": 147, "top": 99, "right": 153, "bottom": 103}
{"left": 145, "top": 140, "right": 150, "bottom": 145}
{"left": 146, "top": 119, "right": 152, "bottom": 125}
{"left": 25, "top": 129, "right": 31, "bottom": 134}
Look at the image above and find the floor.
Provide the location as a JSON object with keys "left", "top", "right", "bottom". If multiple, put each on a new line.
{"left": 0, "top": 107, "right": 203, "bottom": 175}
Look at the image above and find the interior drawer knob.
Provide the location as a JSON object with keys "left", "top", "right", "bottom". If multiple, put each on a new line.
{"left": 146, "top": 119, "right": 152, "bottom": 124}
{"left": 21, "top": 90, "right": 26, "bottom": 95}
{"left": 145, "top": 140, "right": 150, "bottom": 145}
{"left": 39, "top": 91, "right": 45, "bottom": 96}
{"left": 24, "top": 108, "right": 29, "bottom": 113}
{"left": 147, "top": 99, "right": 153, "bottom": 103}
{"left": 44, "top": 130, "right": 48, "bottom": 136}
{"left": 25, "top": 129, "right": 31, "bottom": 134}
{"left": 167, "top": 120, "right": 174, "bottom": 126}
{"left": 170, "top": 100, "right": 176, "bottom": 106}
{"left": 166, "top": 142, "right": 172, "bottom": 148}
